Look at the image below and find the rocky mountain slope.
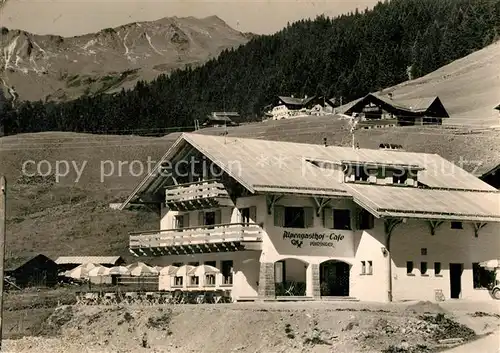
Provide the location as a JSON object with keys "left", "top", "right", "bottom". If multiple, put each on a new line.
{"left": 0, "top": 16, "right": 251, "bottom": 102}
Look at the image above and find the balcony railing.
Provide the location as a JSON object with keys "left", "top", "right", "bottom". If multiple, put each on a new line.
{"left": 129, "top": 223, "right": 263, "bottom": 255}
{"left": 165, "top": 179, "right": 233, "bottom": 210}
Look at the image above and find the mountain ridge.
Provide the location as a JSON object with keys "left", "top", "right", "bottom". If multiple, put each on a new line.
{"left": 0, "top": 15, "right": 251, "bottom": 102}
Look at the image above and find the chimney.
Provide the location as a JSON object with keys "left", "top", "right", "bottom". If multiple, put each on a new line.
{"left": 323, "top": 137, "right": 328, "bottom": 147}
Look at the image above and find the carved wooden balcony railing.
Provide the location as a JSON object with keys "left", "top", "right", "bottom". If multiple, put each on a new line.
{"left": 129, "top": 223, "right": 263, "bottom": 256}
{"left": 164, "top": 179, "right": 233, "bottom": 210}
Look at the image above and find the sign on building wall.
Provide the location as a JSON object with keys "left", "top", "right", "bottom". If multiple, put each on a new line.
{"left": 268, "top": 228, "right": 355, "bottom": 258}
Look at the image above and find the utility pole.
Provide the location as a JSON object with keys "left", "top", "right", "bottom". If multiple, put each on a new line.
{"left": 0, "top": 176, "right": 6, "bottom": 351}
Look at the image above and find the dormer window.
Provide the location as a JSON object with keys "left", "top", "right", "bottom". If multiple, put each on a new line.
{"left": 354, "top": 166, "right": 370, "bottom": 182}
{"left": 393, "top": 169, "right": 408, "bottom": 185}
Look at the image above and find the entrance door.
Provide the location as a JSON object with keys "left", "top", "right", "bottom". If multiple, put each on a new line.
{"left": 320, "top": 261, "right": 350, "bottom": 296}
{"left": 449, "top": 263, "right": 463, "bottom": 299}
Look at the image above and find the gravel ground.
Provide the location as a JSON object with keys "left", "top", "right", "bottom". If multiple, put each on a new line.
{"left": 3, "top": 300, "right": 500, "bottom": 353}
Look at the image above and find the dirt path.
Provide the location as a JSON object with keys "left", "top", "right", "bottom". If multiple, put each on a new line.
{"left": 443, "top": 329, "right": 499, "bottom": 353}
{"left": 3, "top": 300, "right": 500, "bottom": 353}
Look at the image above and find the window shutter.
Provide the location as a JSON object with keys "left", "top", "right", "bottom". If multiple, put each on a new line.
{"left": 323, "top": 207, "right": 334, "bottom": 229}
{"left": 198, "top": 211, "right": 204, "bottom": 226}
{"left": 183, "top": 213, "right": 190, "bottom": 228}
{"left": 249, "top": 206, "right": 257, "bottom": 223}
{"left": 274, "top": 206, "right": 285, "bottom": 227}
{"left": 355, "top": 209, "right": 362, "bottom": 230}
{"left": 304, "top": 207, "right": 314, "bottom": 228}
{"left": 214, "top": 209, "right": 222, "bottom": 225}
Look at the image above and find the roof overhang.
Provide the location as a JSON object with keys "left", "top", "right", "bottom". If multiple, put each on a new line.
{"left": 119, "top": 134, "right": 256, "bottom": 210}
{"left": 344, "top": 183, "right": 500, "bottom": 223}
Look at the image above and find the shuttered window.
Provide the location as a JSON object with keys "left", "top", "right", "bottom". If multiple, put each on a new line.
{"left": 198, "top": 211, "right": 204, "bottom": 226}
{"left": 274, "top": 206, "right": 285, "bottom": 227}
{"left": 304, "top": 207, "right": 314, "bottom": 228}
{"left": 324, "top": 208, "right": 353, "bottom": 230}
{"left": 323, "top": 207, "right": 334, "bottom": 229}
{"left": 240, "top": 206, "right": 257, "bottom": 224}
{"left": 214, "top": 210, "right": 221, "bottom": 225}
{"left": 249, "top": 206, "right": 257, "bottom": 223}
{"left": 183, "top": 213, "right": 190, "bottom": 228}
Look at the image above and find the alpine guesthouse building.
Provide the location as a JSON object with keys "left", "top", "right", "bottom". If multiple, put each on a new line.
{"left": 121, "top": 133, "right": 500, "bottom": 302}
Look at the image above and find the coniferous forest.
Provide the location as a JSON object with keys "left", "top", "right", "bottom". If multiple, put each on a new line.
{"left": 1, "top": 0, "right": 500, "bottom": 135}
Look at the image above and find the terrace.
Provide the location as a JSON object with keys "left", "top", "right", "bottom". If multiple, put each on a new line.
{"left": 129, "top": 222, "right": 263, "bottom": 256}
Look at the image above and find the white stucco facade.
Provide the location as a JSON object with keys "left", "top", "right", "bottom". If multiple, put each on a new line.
{"left": 124, "top": 133, "right": 500, "bottom": 303}
{"left": 156, "top": 194, "right": 500, "bottom": 302}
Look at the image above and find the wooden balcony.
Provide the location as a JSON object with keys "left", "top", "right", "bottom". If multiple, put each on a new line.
{"left": 129, "top": 223, "right": 263, "bottom": 257}
{"left": 165, "top": 179, "right": 233, "bottom": 211}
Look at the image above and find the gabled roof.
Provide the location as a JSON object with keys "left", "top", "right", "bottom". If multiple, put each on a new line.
{"left": 278, "top": 96, "right": 316, "bottom": 106}
{"left": 339, "top": 93, "right": 449, "bottom": 118}
{"left": 6, "top": 254, "right": 55, "bottom": 272}
{"left": 54, "top": 256, "right": 124, "bottom": 265}
{"left": 205, "top": 115, "right": 233, "bottom": 123}
{"left": 211, "top": 112, "right": 240, "bottom": 117}
{"left": 120, "top": 133, "right": 498, "bottom": 219}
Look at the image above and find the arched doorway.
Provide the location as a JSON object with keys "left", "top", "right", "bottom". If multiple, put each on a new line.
{"left": 274, "top": 258, "right": 308, "bottom": 296}
{"left": 320, "top": 260, "right": 351, "bottom": 297}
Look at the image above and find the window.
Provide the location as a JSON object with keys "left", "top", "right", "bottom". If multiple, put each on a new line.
{"left": 393, "top": 169, "right": 408, "bottom": 184}
{"left": 421, "top": 248, "right": 427, "bottom": 256}
{"left": 276, "top": 206, "right": 313, "bottom": 228}
{"left": 367, "top": 261, "right": 373, "bottom": 275}
{"left": 333, "top": 209, "right": 351, "bottom": 230}
{"left": 354, "top": 166, "right": 370, "bottom": 182}
{"left": 451, "top": 222, "right": 463, "bottom": 229}
{"left": 361, "top": 261, "right": 366, "bottom": 275}
{"left": 172, "top": 262, "right": 183, "bottom": 267}
{"left": 406, "top": 261, "right": 414, "bottom": 275}
{"left": 173, "top": 214, "right": 189, "bottom": 229}
{"left": 199, "top": 210, "right": 221, "bottom": 229}
{"left": 174, "top": 276, "right": 183, "bottom": 286}
{"left": 240, "top": 207, "right": 256, "bottom": 224}
{"left": 205, "top": 212, "right": 216, "bottom": 227}
{"left": 189, "top": 275, "right": 199, "bottom": 286}
{"left": 205, "top": 274, "right": 216, "bottom": 286}
{"left": 204, "top": 261, "right": 216, "bottom": 267}
{"left": 241, "top": 208, "right": 250, "bottom": 224}
{"left": 221, "top": 260, "right": 233, "bottom": 285}
{"left": 434, "top": 262, "right": 441, "bottom": 276}
{"left": 420, "top": 262, "right": 428, "bottom": 275}
{"left": 473, "top": 263, "right": 495, "bottom": 289}
{"left": 284, "top": 207, "right": 305, "bottom": 228}
{"left": 358, "top": 209, "right": 374, "bottom": 230}
{"left": 188, "top": 262, "right": 199, "bottom": 266}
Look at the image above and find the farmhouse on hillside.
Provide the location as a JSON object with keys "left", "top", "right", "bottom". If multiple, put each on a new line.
{"left": 339, "top": 93, "right": 449, "bottom": 126}
{"left": 55, "top": 256, "right": 126, "bottom": 272}
{"left": 120, "top": 133, "right": 500, "bottom": 303}
{"left": 6, "top": 254, "right": 59, "bottom": 288}
{"left": 277, "top": 96, "right": 323, "bottom": 110}
{"left": 202, "top": 112, "right": 240, "bottom": 128}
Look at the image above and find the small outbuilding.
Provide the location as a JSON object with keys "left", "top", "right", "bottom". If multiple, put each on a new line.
{"left": 6, "top": 254, "right": 59, "bottom": 288}
{"left": 202, "top": 112, "right": 240, "bottom": 127}
{"left": 55, "top": 256, "right": 126, "bottom": 272}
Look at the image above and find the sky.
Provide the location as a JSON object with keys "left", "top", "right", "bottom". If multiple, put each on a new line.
{"left": 1, "top": 0, "right": 380, "bottom": 36}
